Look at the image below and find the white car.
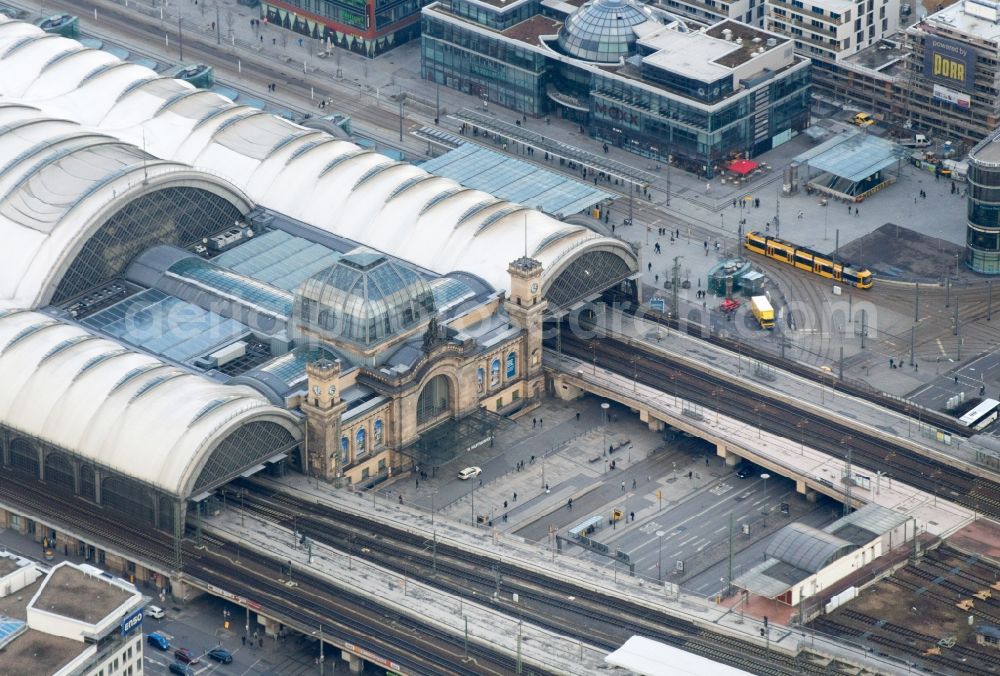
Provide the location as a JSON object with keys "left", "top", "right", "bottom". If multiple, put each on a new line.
{"left": 145, "top": 605, "right": 165, "bottom": 620}
{"left": 458, "top": 467, "right": 482, "bottom": 480}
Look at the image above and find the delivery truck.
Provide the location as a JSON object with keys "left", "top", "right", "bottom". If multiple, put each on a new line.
{"left": 750, "top": 295, "right": 775, "bottom": 329}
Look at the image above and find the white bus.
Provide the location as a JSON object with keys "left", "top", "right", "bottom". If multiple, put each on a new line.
{"left": 959, "top": 398, "right": 1000, "bottom": 431}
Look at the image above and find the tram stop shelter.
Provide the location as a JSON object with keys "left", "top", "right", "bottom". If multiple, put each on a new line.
{"left": 793, "top": 131, "right": 907, "bottom": 202}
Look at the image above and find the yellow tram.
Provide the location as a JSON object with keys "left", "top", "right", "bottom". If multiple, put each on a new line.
{"left": 744, "top": 231, "right": 873, "bottom": 289}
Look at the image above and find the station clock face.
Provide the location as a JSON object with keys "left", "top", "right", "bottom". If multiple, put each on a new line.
{"left": 530, "top": 282, "right": 538, "bottom": 294}
{"left": 328, "top": 384, "right": 337, "bottom": 395}
{"left": 313, "top": 385, "right": 321, "bottom": 395}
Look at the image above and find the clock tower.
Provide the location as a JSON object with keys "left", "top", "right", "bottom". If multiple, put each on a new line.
{"left": 505, "top": 257, "right": 547, "bottom": 382}
{"left": 300, "top": 358, "right": 347, "bottom": 482}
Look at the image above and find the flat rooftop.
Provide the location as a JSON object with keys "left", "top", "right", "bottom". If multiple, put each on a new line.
{"left": 971, "top": 129, "right": 1000, "bottom": 164}
{"left": 0, "top": 557, "right": 19, "bottom": 578}
{"left": 32, "top": 566, "right": 133, "bottom": 625}
{"left": 843, "top": 39, "right": 907, "bottom": 76}
{"left": 0, "top": 628, "right": 84, "bottom": 676}
{"left": 502, "top": 13, "right": 562, "bottom": 43}
{"left": 705, "top": 21, "right": 788, "bottom": 67}
{"left": 919, "top": 0, "right": 1000, "bottom": 40}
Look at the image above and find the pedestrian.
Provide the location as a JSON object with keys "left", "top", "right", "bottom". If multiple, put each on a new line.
{"left": 513, "top": 492, "right": 517, "bottom": 502}
{"left": 621, "top": 481, "right": 626, "bottom": 491}
{"left": 398, "top": 494, "right": 403, "bottom": 504}
{"left": 211, "top": 21, "right": 215, "bottom": 30}
{"left": 260, "top": 35, "right": 264, "bottom": 43}
{"left": 632, "top": 478, "right": 637, "bottom": 489}
{"left": 705, "top": 457, "right": 709, "bottom": 466}
{"left": 630, "top": 511, "right": 635, "bottom": 522}
{"left": 545, "top": 483, "right": 550, "bottom": 493}
{"left": 479, "top": 479, "right": 483, "bottom": 487}
{"left": 855, "top": 207, "right": 859, "bottom": 216}
{"left": 576, "top": 411, "right": 581, "bottom": 421}
{"left": 242, "top": 636, "right": 246, "bottom": 646}
{"left": 259, "top": 637, "right": 263, "bottom": 648}
{"left": 503, "top": 513, "right": 508, "bottom": 522}
{"left": 504, "top": 500, "right": 508, "bottom": 509}
{"left": 273, "top": 37, "right": 276, "bottom": 45}
{"left": 415, "top": 478, "right": 419, "bottom": 488}
{"left": 688, "top": 471, "right": 693, "bottom": 479}
{"left": 533, "top": 417, "right": 537, "bottom": 428}
{"left": 540, "top": 418, "right": 543, "bottom": 426}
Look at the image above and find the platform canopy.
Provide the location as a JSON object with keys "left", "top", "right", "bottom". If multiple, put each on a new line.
{"left": 420, "top": 143, "right": 614, "bottom": 218}
{"left": 793, "top": 131, "right": 905, "bottom": 183}
{"left": 605, "top": 636, "right": 754, "bottom": 676}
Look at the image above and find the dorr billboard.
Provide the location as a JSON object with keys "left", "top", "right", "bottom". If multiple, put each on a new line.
{"left": 924, "top": 36, "right": 975, "bottom": 93}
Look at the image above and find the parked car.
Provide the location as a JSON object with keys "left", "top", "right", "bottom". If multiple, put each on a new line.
{"left": 145, "top": 605, "right": 165, "bottom": 620}
{"left": 147, "top": 632, "right": 170, "bottom": 651}
{"left": 719, "top": 298, "right": 741, "bottom": 313}
{"left": 736, "top": 463, "right": 756, "bottom": 479}
{"left": 168, "top": 663, "right": 193, "bottom": 676}
{"left": 207, "top": 647, "right": 233, "bottom": 664}
{"left": 458, "top": 466, "right": 482, "bottom": 480}
{"left": 853, "top": 112, "right": 875, "bottom": 127}
{"left": 174, "top": 648, "right": 200, "bottom": 665}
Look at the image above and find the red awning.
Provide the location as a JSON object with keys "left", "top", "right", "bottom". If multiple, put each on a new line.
{"left": 728, "top": 159, "right": 759, "bottom": 175}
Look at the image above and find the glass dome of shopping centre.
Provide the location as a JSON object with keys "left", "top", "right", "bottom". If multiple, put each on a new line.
{"left": 295, "top": 248, "right": 437, "bottom": 348}
{"left": 557, "top": 0, "right": 657, "bottom": 63}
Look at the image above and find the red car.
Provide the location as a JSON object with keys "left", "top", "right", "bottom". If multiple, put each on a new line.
{"left": 719, "top": 298, "right": 741, "bottom": 313}
{"left": 173, "top": 648, "right": 200, "bottom": 665}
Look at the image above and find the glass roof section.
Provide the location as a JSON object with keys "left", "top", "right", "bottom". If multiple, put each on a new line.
{"left": 557, "top": 0, "right": 655, "bottom": 63}
{"left": 793, "top": 131, "right": 908, "bottom": 183}
{"left": 0, "top": 616, "right": 26, "bottom": 649}
{"left": 213, "top": 230, "right": 341, "bottom": 291}
{"left": 420, "top": 143, "right": 613, "bottom": 217}
{"left": 81, "top": 288, "right": 250, "bottom": 363}
{"left": 429, "top": 277, "right": 475, "bottom": 311}
{"left": 166, "top": 256, "right": 293, "bottom": 317}
{"left": 252, "top": 345, "right": 337, "bottom": 387}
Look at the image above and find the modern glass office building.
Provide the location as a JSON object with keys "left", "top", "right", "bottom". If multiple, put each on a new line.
{"left": 422, "top": 0, "right": 811, "bottom": 176}
{"left": 967, "top": 131, "right": 1000, "bottom": 274}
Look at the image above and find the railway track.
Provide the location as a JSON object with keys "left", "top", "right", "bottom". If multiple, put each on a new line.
{"left": 552, "top": 327, "right": 1000, "bottom": 519}
{"left": 0, "top": 471, "right": 518, "bottom": 675}
{"left": 195, "top": 536, "right": 516, "bottom": 676}
{"left": 231, "top": 479, "right": 832, "bottom": 676}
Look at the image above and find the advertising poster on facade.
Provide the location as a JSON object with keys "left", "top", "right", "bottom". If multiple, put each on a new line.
{"left": 924, "top": 36, "right": 975, "bottom": 92}
{"left": 933, "top": 84, "right": 972, "bottom": 109}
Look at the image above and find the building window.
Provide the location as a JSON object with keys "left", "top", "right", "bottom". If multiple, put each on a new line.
{"left": 356, "top": 428, "right": 367, "bottom": 455}
{"left": 361, "top": 467, "right": 370, "bottom": 480}
{"left": 495, "top": 397, "right": 504, "bottom": 409}
{"left": 373, "top": 419, "right": 384, "bottom": 447}
{"left": 378, "top": 458, "right": 387, "bottom": 471}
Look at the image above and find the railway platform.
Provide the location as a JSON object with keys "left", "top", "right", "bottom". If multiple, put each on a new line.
{"left": 575, "top": 305, "right": 999, "bottom": 477}
{"left": 248, "top": 474, "right": 916, "bottom": 674}
{"left": 202, "top": 501, "right": 606, "bottom": 675}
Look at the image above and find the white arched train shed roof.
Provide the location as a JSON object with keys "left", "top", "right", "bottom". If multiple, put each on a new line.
{"left": 0, "top": 17, "right": 639, "bottom": 303}
{"left": 0, "top": 310, "right": 302, "bottom": 498}
{"left": 0, "top": 103, "right": 254, "bottom": 310}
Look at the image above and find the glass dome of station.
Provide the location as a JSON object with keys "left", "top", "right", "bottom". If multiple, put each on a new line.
{"left": 557, "top": 0, "right": 656, "bottom": 63}
{"left": 294, "top": 248, "right": 437, "bottom": 348}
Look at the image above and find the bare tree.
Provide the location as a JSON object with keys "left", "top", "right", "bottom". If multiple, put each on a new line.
{"left": 335, "top": 48, "right": 343, "bottom": 79}
{"left": 224, "top": 9, "right": 233, "bottom": 39}
{"left": 281, "top": 32, "right": 288, "bottom": 52}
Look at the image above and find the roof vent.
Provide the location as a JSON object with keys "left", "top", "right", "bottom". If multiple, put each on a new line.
{"left": 766, "top": 37, "right": 777, "bottom": 47}
{"left": 723, "top": 28, "right": 733, "bottom": 40}
{"left": 752, "top": 36, "right": 762, "bottom": 43}
{"left": 736, "top": 37, "right": 743, "bottom": 45}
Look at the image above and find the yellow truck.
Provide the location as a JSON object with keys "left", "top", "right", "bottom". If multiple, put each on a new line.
{"left": 750, "top": 295, "right": 775, "bottom": 329}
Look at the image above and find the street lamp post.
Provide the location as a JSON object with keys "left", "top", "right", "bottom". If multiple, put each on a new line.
{"left": 760, "top": 473, "right": 771, "bottom": 525}
{"left": 657, "top": 530, "right": 666, "bottom": 581}
{"left": 601, "top": 402, "right": 610, "bottom": 457}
